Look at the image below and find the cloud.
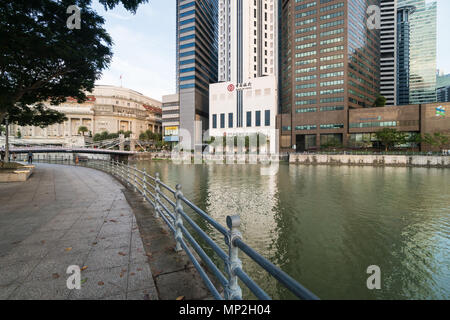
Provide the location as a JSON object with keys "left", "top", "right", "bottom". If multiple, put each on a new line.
{"left": 94, "top": 2, "right": 176, "bottom": 100}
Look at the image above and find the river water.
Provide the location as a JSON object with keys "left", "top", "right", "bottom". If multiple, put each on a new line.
{"left": 136, "top": 161, "right": 450, "bottom": 300}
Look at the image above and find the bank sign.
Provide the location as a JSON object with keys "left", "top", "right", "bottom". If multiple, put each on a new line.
{"left": 436, "top": 106, "right": 445, "bottom": 117}
{"left": 227, "top": 82, "right": 252, "bottom": 92}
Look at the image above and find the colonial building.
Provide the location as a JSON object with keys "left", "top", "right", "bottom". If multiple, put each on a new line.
{"left": 10, "top": 85, "right": 162, "bottom": 147}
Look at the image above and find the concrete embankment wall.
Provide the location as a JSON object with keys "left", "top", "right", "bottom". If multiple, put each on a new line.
{"left": 289, "top": 154, "right": 450, "bottom": 168}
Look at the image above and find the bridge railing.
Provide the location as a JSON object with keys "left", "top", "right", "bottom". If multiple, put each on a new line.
{"left": 30, "top": 155, "right": 319, "bottom": 300}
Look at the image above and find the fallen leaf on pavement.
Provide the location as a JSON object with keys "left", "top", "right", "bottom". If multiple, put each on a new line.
{"left": 65, "top": 247, "right": 72, "bottom": 252}
{"left": 118, "top": 252, "right": 127, "bottom": 256}
{"left": 52, "top": 273, "right": 60, "bottom": 279}
{"left": 81, "top": 266, "right": 88, "bottom": 271}
{"left": 98, "top": 281, "right": 104, "bottom": 286}
{"left": 81, "top": 278, "right": 88, "bottom": 284}
{"left": 153, "top": 270, "right": 162, "bottom": 277}
{"left": 176, "top": 296, "right": 185, "bottom": 300}
{"left": 130, "top": 272, "right": 135, "bottom": 276}
{"left": 109, "top": 219, "right": 117, "bottom": 223}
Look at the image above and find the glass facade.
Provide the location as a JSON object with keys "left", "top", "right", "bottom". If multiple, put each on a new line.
{"left": 396, "top": 5, "right": 415, "bottom": 105}
{"left": 397, "top": 0, "right": 437, "bottom": 104}
{"left": 176, "top": 0, "right": 219, "bottom": 146}
{"left": 279, "top": 0, "right": 380, "bottom": 150}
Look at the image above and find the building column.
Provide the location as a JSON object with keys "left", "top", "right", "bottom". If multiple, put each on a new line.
{"left": 68, "top": 117, "right": 72, "bottom": 136}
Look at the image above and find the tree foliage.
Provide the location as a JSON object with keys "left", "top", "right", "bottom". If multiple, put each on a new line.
{"left": 78, "top": 126, "right": 89, "bottom": 136}
{"left": 375, "top": 128, "right": 407, "bottom": 151}
{"left": 372, "top": 95, "right": 387, "bottom": 108}
{"left": 139, "top": 130, "right": 161, "bottom": 142}
{"left": 422, "top": 132, "right": 450, "bottom": 152}
{"left": 0, "top": 0, "right": 149, "bottom": 124}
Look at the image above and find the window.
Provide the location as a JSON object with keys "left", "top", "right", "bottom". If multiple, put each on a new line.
{"left": 228, "top": 113, "right": 233, "bottom": 128}
{"left": 265, "top": 110, "right": 270, "bottom": 126}
{"left": 255, "top": 111, "right": 261, "bottom": 127}
{"left": 246, "top": 111, "right": 252, "bottom": 127}
{"left": 220, "top": 114, "right": 225, "bottom": 129}
{"left": 212, "top": 114, "right": 217, "bottom": 129}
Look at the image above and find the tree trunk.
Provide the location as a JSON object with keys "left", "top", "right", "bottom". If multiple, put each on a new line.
{"left": 5, "top": 118, "right": 9, "bottom": 163}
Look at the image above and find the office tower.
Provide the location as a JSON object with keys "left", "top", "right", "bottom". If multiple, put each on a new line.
{"left": 436, "top": 73, "right": 450, "bottom": 102}
{"left": 380, "top": 0, "right": 397, "bottom": 106}
{"left": 176, "top": 0, "right": 219, "bottom": 148}
{"left": 398, "top": 0, "right": 437, "bottom": 104}
{"left": 396, "top": 5, "right": 415, "bottom": 105}
{"left": 278, "top": 0, "right": 380, "bottom": 152}
{"left": 437, "top": 86, "right": 450, "bottom": 103}
{"left": 218, "top": 0, "right": 278, "bottom": 82}
{"left": 209, "top": 0, "right": 279, "bottom": 153}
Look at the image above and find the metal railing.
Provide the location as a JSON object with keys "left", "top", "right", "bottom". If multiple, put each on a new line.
{"left": 26, "top": 155, "right": 319, "bottom": 300}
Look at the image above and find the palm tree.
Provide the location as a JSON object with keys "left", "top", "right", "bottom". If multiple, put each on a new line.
{"left": 78, "top": 126, "right": 89, "bottom": 136}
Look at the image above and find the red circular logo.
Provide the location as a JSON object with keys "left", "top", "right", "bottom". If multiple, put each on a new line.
{"left": 227, "top": 84, "right": 235, "bottom": 92}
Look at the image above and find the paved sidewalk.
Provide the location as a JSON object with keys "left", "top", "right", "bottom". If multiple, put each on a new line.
{"left": 0, "top": 163, "right": 157, "bottom": 300}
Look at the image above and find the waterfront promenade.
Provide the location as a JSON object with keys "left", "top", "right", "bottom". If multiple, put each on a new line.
{"left": 0, "top": 163, "right": 210, "bottom": 300}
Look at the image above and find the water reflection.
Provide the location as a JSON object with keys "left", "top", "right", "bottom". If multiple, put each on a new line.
{"left": 137, "top": 161, "right": 450, "bottom": 300}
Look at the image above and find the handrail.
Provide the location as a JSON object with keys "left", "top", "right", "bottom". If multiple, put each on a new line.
{"left": 29, "top": 154, "right": 319, "bottom": 300}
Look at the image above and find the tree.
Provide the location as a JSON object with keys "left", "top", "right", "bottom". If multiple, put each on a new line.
{"left": 139, "top": 132, "right": 148, "bottom": 141}
{"left": 422, "top": 132, "right": 450, "bottom": 152}
{"left": 0, "top": 0, "right": 148, "bottom": 161}
{"left": 78, "top": 126, "right": 88, "bottom": 136}
{"left": 372, "top": 95, "right": 387, "bottom": 108}
{"left": 375, "top": 128, "right": 407, "bottom": 152}
{"left": 16, "top": 129, "right": 22, "bottom": 139}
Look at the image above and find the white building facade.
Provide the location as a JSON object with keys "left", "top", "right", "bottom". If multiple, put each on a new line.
{"left": 210, "top": 0, "right": 279, "bottom": 154}
{"left": 218, "top": 0, "right": 278, "bottom": 81}
{"left": 209, "top": 76, "right": 278, "bottom": 154}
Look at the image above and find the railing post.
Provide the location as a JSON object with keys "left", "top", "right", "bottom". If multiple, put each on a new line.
{"left": 134, "top": 164, "right": 137, "bottom": 192}
{"left": 225, "top": 215, "right": 243, "bottom": 300}
{"left": 126, "top": 162, "right": 130, "bottom": 186}
{"left": 143, "top": 168, "right": 147, "bottom": 201}
{"left": 154, "top": 172, "right": 161, "bottom": 218}
{"left": 174, "top": 184, "right": 184, "bottom": 252}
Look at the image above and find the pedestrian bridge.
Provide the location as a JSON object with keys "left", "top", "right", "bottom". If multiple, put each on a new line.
{"left": 5, "top": 146, "right": 136, "bottom": 156}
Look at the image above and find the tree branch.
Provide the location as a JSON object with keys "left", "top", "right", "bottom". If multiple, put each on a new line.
{"left": 12, "top": 68, "right": 73, "bottom": 104}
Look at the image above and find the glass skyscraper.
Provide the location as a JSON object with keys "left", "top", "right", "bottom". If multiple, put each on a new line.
{"left": 396, "top": 5, "right": 415, "bottom": 105}
{"left": 279, "top": 0, "right": 380, "bottom": 151}
{"left": 176, "top": 0, "right": 218, "bottom": 148}
{"left": 397, "top": 0, "right": 437, "bottom": 104}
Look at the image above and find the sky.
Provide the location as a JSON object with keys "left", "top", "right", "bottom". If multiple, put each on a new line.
{"left": 92, "top": 0, "right": 450, "bottom": 101}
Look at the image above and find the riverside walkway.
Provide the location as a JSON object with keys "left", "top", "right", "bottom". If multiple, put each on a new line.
{"left": 0, "top": 163, "right": 210, "bottom": 300}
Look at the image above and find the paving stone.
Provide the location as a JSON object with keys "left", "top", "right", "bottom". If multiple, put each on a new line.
{"left": 84, "top": 247, "right": 130, "bottom": 271}
{"left": 0, "top": 259, "right": 41, "bottom": 286}
{"left": 68, "top": 266, "right": 128, "bottom": 299}
{"left": 0, "top": 283, "right": 21, "bottom": 300}
{"left": 25, "top": 253, "right": 88, "bottom": 282}
{"left": 9, "top": 278, "right": 71, "bottom": 300}
{"left": 127, "top": 287, "right": 158, "bottom": 300}
{"left": 126, "top": 263, "right": 155, "bottom": 292}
